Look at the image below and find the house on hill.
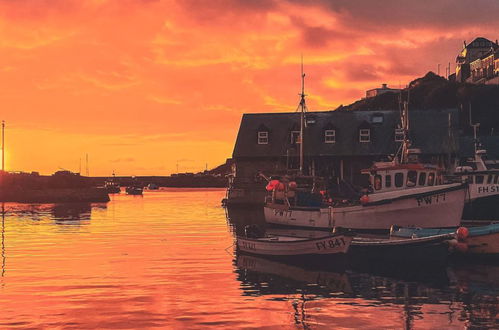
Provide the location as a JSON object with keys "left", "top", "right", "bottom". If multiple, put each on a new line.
{"left": 455, "top": 37, "right": 499, "bottom": 83}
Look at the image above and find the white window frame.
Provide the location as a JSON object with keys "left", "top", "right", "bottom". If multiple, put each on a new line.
{"left": 324, "top": 130, "right": 336, "bottom": 143}
{"left": 359, "top": 129, "right": 370, "bottom": 142}
{"left": 258, "top": 131, "right": 268, "bottom": 145}
{"left": 291, "top": 131, "right": 301, "bottom": 144}
{"left": 395, "top": 128, "right": 404, "bottom": 142}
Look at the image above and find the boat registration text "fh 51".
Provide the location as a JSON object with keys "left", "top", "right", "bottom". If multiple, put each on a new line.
{"left": 416, "top": 193, "right": 446, "bottom": 207}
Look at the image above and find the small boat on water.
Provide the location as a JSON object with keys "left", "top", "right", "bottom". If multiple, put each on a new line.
{"left": 104, "top": 181, "right": 121, "bottom": 194}
{"left": 147, "top": 183, "right": 159, "bottom": 190}
{"left": 349, "top": 234, "right": 455, "bottom": 263}
{"left": 236, "top": 226, "right": 354, "bottom": 258}
{"left": 392, "top": 223, "right": 499, "bottom": 256}
{"left": 126, "top": 186, "right": 143, "bottom": 195}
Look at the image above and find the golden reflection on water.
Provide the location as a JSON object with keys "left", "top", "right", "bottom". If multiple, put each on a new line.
{"left": 0, "top": 188, "right": 496, "bottom": 328}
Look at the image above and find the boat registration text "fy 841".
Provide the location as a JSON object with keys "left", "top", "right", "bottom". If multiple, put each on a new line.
{"left": 316, "top": 237, "right": 346, "bottom": 251}
{"left": 416, "top": 193, "right": 446, "bottom": 207}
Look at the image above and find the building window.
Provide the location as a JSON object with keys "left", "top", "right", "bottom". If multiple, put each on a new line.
{"left": 395, "top": 128, "right": 404, "bottom": 142}
{"left": 372, "top": 114, "right": 383, "bottom": 124}
{"left": 324, "top": 130, "right": 336, "bottom": 143}
{"left": 359, "top": 129, "right": 370, "bottom": 142}
{"left": 257, "top": 131, "right": 268, "bottom": 145}
{"left": 291, "top": 131, "right": 301, "bottom": 144}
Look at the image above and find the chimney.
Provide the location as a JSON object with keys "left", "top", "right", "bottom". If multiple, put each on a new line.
{"left": 382, "top": 83, "right": 387, "bottom": 89}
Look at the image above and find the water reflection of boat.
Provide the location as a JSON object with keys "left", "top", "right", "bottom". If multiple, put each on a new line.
{"left": 236, "top": 254, "right": 352, "bottom": 294}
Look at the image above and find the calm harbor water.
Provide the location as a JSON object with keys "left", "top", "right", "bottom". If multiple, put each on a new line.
{"left": 0, "top": 188, "right": 497, "bottom": 329}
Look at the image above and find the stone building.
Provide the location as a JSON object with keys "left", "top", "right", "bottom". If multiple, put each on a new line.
{"left": 227, "top": 108, "right": 465, "bottom": 205}
{"left": 365, "top": 84, "right": 401, "bottom": 98}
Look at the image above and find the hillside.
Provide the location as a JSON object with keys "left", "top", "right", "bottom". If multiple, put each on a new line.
{"left": 340, "top": 72, "right": 499, "bottom": 135}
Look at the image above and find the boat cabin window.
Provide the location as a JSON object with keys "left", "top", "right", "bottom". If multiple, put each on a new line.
{"left": 487, "top": 175, "right": 493, "bottom": 184}
{"left": 385, "top": 175, "right": 392, "bottom": 188}
{"left": 476, "top": 175, "right": 484, "bottom": 184}
{"left": 374, "top": 175, "right": 382, "bottom": 190}
{"left": 428, "top": 172, "right": 435, "bottom": 186}
{"left": 395, "top": 172, "right": 404, "bottom": 187}
{"left": 418, "top": 172, "right": 427, "bottom": 186}
{"left": 258, "top": 131, "right": 268, "bottom": 144}
{"left": 407, "top": 171, "right": 417, "bottom": 187}
{"left": 468, "top": 175, "right": 474, "bottom": 184}
{"left": 495, "top": 175, "right": 499, "bottom": 184}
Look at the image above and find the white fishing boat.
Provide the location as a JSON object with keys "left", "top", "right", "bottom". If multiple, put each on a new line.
{"left": 452, "top": 123, "right": 499, "bottom": 220}
{"left": 264, "top": 94, "right": 467, "bottom": 231}
{"left": 236, "top": 230, "right": 353, "bottom": 257}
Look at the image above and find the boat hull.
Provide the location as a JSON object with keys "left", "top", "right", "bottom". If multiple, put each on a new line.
{"left": 393, "top": 224, "right": 499, "bottom": 256}
{"left": 349, "top": 234, "right": 453, "bottom": 263}
{"left": 265, "top": 184, "right": 466, "bottom": 231}
{"left": 236, "top": 234, "right": 353, "bottom": 257}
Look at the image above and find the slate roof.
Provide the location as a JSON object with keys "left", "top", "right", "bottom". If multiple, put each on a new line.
{"left": 232, "top": 109, "right": 460, "bottom": 158}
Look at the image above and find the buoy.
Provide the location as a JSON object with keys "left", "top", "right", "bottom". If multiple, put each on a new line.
{"left": 456, "top": 227, "right": 469, "bottom": 241}
{"left": 276, "top": 182, "right": 285, "bottom": 191}
{"left": 288, "top": 181, "right": 297, "bottom": 190}
{"left": 265, "top": 184, "right": 274, "bottom": 191}
{"left": 360, "top": 195, "right": 369, "bottom": 204}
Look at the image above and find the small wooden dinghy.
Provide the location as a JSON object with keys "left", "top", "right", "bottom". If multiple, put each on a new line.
{"left": 349, "top": 234, "right": 455, "bottom": 263}
{"left": 236, "top": 231, "right": 354, "bottom": 257}
{"left": 392, "top": 223, "right": 499, "bottom": 256}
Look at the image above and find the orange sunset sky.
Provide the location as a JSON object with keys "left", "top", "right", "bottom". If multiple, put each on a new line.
{"left": 2, "top": 0, "right": 499, "bottom": 176}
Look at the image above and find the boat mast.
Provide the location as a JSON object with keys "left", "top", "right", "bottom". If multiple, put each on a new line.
{"left": 1, "top": 120, "right": 4, "bottom": 172}
{"left": 298, "top": 57, "right": 307, "bottom": 174}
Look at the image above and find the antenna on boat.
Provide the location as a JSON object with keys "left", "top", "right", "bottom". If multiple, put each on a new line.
{"left": 297, "top": 55, "right": 308, "bottom": 174}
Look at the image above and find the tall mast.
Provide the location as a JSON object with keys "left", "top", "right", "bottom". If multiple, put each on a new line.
{"left": 298, "top": 56, "right": 307, "bottom": 174}
{"left": 1, "top": 121, "right": 4, "bottom": 172}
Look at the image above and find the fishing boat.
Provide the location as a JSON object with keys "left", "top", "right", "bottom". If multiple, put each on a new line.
{"left": 126, "top": 186, "right": 143, "bottom": 195}
{"left": 264, "top": 97, "right": 467, "bottom": 231}
{"left": 348, "top": 234, "right": 455, "bottom": 263}
{"left": 391, "top": 223, "right": 499, "bottom": 256}
{"left": 236, "top": 226, "right": 354, "bottom": 258}
{"left": 147, "top": 183, "right": 159, "bottom": 190}
{"left": 454, "top": 123, "right": 499, "bottom": 219}
{"left": 104, "top": 181, "right": 121, "bottom": 194}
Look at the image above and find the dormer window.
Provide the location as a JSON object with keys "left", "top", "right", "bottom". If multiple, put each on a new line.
{"left": 395, "top": 128, "right": 404, "bottom": 142}
{"left": 324, "top": 130, "right": 336, "bottom": 143}
{"left": 291, "top": 131, "right": 301, "bottom": 144}
{"left": 371, "top": 114, "right": 383, "bottom": 124}
{"left": 258, "top": 131, "right": 268, "bottom": 144}
{"left": 359, "top": 129, "right": 370, "bottom": 142}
